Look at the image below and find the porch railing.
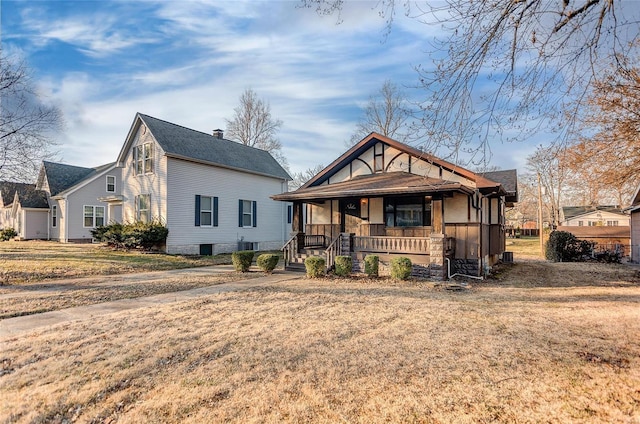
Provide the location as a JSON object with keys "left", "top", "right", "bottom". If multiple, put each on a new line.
{"left": 352, "top": 236, "right": 430, "bottom": 254}
{"left": 325, "top": 235, "right": 342, "bottom": 271}
{"left": 304, "top": 234, "right": 327, "bottom": 248}
{"left": 282, "top": 234, "right": 298, "bottom": 268}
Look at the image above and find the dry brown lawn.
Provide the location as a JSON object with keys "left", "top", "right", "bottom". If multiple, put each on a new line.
{"left": 2, "top": 259, "right": 639, "bottom": 423}
{"left": 0, "top": 241, "right": 233, "bottom": 285}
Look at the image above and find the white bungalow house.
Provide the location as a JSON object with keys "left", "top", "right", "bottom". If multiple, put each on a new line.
{"left": 1, "top": 113, "right": 291, "bottom": 254}
{"left": 272, "top": 132, "right": 517, "bottom": 279}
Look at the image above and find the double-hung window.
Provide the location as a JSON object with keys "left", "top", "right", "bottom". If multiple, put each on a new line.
{"left": 135, "top": 194, "right": 151, "bottom": 223}
{"left": 239, "top": 200, "right": 257, "bottom": 228}
{"left": 106, "top": 175, "right": 116, "bottom": 193}
{"left": 51, "top": 205, "right": 57, "bottom": 227}
{"left": 195, "top": 195, "right": 218, "bottom": 227}
{"left": 134, "top": 143, "right": 153, "bottom": 175}
{"left": 83, "top": 205, "right": 105, "bottom": 228}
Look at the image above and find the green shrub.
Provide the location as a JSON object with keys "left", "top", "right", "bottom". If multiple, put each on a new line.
{"left": 232, "top": 250, "right": 255, "bottom": 272}
{"left": 390, "top": 256, "right": 412, "bottom": 280}
{"left": 305, "top": 256, "right": 326, "bottom": 278}
{"left": 334, "top": 255, "right": 352, "bottom": 277}
{"left": 257, "top": 253, "right": 279, "bottom": 273}
{"left": 364, "top": 255, "right": 379, "bottom": 277}
{"left": 545, "top": 231, "right": 593, "bottom": 262}
{"left": 91, "top": 220, "right": 168, "bottom": 250}
{"left": 0, "top": 227, "right": 17, "bottom": 241}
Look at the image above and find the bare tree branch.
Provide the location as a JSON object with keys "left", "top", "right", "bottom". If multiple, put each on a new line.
{"left": 225, "top": 88, "right": 288, "bottom": 169}
{"left": 0, "top": 53, "right": 62, "bottom": 182}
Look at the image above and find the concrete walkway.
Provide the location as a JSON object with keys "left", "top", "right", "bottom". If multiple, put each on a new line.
{"left": 0, "top": 266, "right": 302, "bottom": 340}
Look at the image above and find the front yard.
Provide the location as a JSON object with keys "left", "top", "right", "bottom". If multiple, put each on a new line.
{"left": 0, "top": 240, "right": 233, "bottom": 285}
{"left": 1, "top": 249, "right": 639, "bottom": 422}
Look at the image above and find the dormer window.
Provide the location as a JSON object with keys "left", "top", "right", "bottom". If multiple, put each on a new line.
{"left": 134, "top": 143, "right": 153, "bottom": 175}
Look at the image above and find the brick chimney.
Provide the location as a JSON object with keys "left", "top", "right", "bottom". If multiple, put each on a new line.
{"left": 212, "top": 129, "right": 224, "bottom": 139}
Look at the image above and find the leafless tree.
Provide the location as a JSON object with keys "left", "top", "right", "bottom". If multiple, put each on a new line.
{"left": 289, "top": 164, "right": 325, "bottom": 190}
{"left": 526, "top": 145, "right": 570, "bottom": 228}
{"left": 302, "top": 0, "right": 640, "bottom": 164}
{"left": 565, "top": 53, "right": 640, "bottom": 206}
{"left": 225, "top": 88, "right": 288, "bottom": 169}
{"left": 0, "top": 53, "right": 62, "bottom": 182}
{"left": 349, "top": 80, "right": 416, "bottom": 145}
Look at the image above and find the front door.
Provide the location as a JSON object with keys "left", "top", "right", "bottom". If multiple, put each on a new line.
{"left": 340, "top": 199, "right": 362, "bottom": 234}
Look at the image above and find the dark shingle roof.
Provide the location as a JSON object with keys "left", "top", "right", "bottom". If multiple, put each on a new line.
{"left": 138, "top": 114, "right": 290, "bottom": 180}
{"left": 16, "top": 185, "right": 49, "bottom": 208}
{"left": 0, "top": 181, "right": 34, "bottom": 207}
{"left": 480, "top": 170, "right": 518, "bottom": 205}
{"left": 562, "top": 205, "right": 625, "bottom": 220}
{"left": 41, "top": 161, "right": 98, "bottom": 196}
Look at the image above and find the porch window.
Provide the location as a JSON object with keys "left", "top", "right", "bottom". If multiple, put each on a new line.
{"left": 384, "top": 196, "right": 431, "bottom": 227}
{"left": 83, "top": 205, "right": 105, "bottom": 228}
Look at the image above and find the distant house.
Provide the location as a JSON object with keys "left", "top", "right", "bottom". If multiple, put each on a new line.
{"left": 272, "top": 132, "right": 517, "bottom": 279}
{"left": 0, "top": 181, "right": 48, "bottom": 239}
{"left": 560, "top": 205, "right": 629, "bottom": 227}
{"left": 39, "top": 161, "right": 121, "bottom": 243}
{"left": 0, "top": 113, "right": 292, "bottom": 253}
{"left": 558, "top": 205, "right": 630, "bottom": 257}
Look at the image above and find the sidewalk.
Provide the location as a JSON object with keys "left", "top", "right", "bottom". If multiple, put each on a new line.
{"left": 0, "top": 267, "right": 302, "bottom": 340}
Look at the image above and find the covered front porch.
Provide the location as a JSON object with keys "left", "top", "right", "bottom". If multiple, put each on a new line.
{"left": 275, "top": 173, "right": 479, "bottom": 279}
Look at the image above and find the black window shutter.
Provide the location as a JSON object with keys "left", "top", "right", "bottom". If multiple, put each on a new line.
{"left": 195, "top": 195, "right": 201, "bottom": 226}
{"left": 213, "top": 197, "right": 218, "bottom": 227}
{"left": 287, "top": 205, "right": 292, "bottom": 224}
{"left": 238, "top": 199, "right": 243, "bottom": 227}
{"left": 252, "top": 201, "right": 257, "bottom": 227}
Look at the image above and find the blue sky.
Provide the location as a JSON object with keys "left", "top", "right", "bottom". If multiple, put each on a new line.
{"left": 2, "top": 0, "right": 541, "bottom": 175}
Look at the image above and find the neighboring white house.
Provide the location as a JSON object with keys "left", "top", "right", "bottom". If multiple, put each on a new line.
{"left": 0, "top": 181, "right": 49, "bottom": 239}
{"left": 0, "top": 113, "right": 291, "bottom": 253}
{"left": 560, "top": 206, "right": 629, "bottom": 227}
{"left": 114, "top": 113, "right": 291, "bottom": 254}
{"left": 627, "top": 187, "right": 640, "bottom": 263}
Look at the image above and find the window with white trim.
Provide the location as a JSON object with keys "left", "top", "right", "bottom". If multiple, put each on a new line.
{"left": 607, "top": 220, "right": 619, "bottom": 226}
{"left": 195, "top": 195, "right": 218, "bottom": 227}
{"left": 134, "top": 143, "right": 153, "bottom": 175}
{"left": 52, "top": 205, "right": 57, "bottom": 227}
{"left": 83, "top": 205, "right": 105, "bottom": 228}
{"left": 135, "top": 194, "right": 151, "bottom": 223}
{"left": 106, "top": 175, "right": 116, "bottom": 193}
{"left": 239, "top": 199, "right": 257, "bottom": 228}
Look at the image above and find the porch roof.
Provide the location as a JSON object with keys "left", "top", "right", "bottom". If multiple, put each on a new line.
{"left": 272, "top": 172, "right": 474, "bottom": 202}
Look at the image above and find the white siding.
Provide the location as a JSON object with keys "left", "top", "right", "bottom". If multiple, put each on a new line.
{"left": 631, "top": 211, "right": 640, "bottom": 263}
{"left": 63, "top": 170, "right": 122, "bottom": 242}
{"left": 21, "top": 209, "right": 48, "bottom": 240}
{"left": 50, "top": 199, "right": 61, "bottom": 241}
{"left": 563, "top": 210, "right": 629, "bottom": 226}
{"left": 121, "top": 125, "right": 167, "bottom": 224}
{"left": 165, "top": 157, "right": 288, "bottom": 255}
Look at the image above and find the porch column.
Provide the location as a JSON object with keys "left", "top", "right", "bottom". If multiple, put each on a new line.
{"left": 292, "top": 201, "right": 304, "bottom": 233}
{"left": 430, "top": 233, "right": 446, "bottom": 281}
